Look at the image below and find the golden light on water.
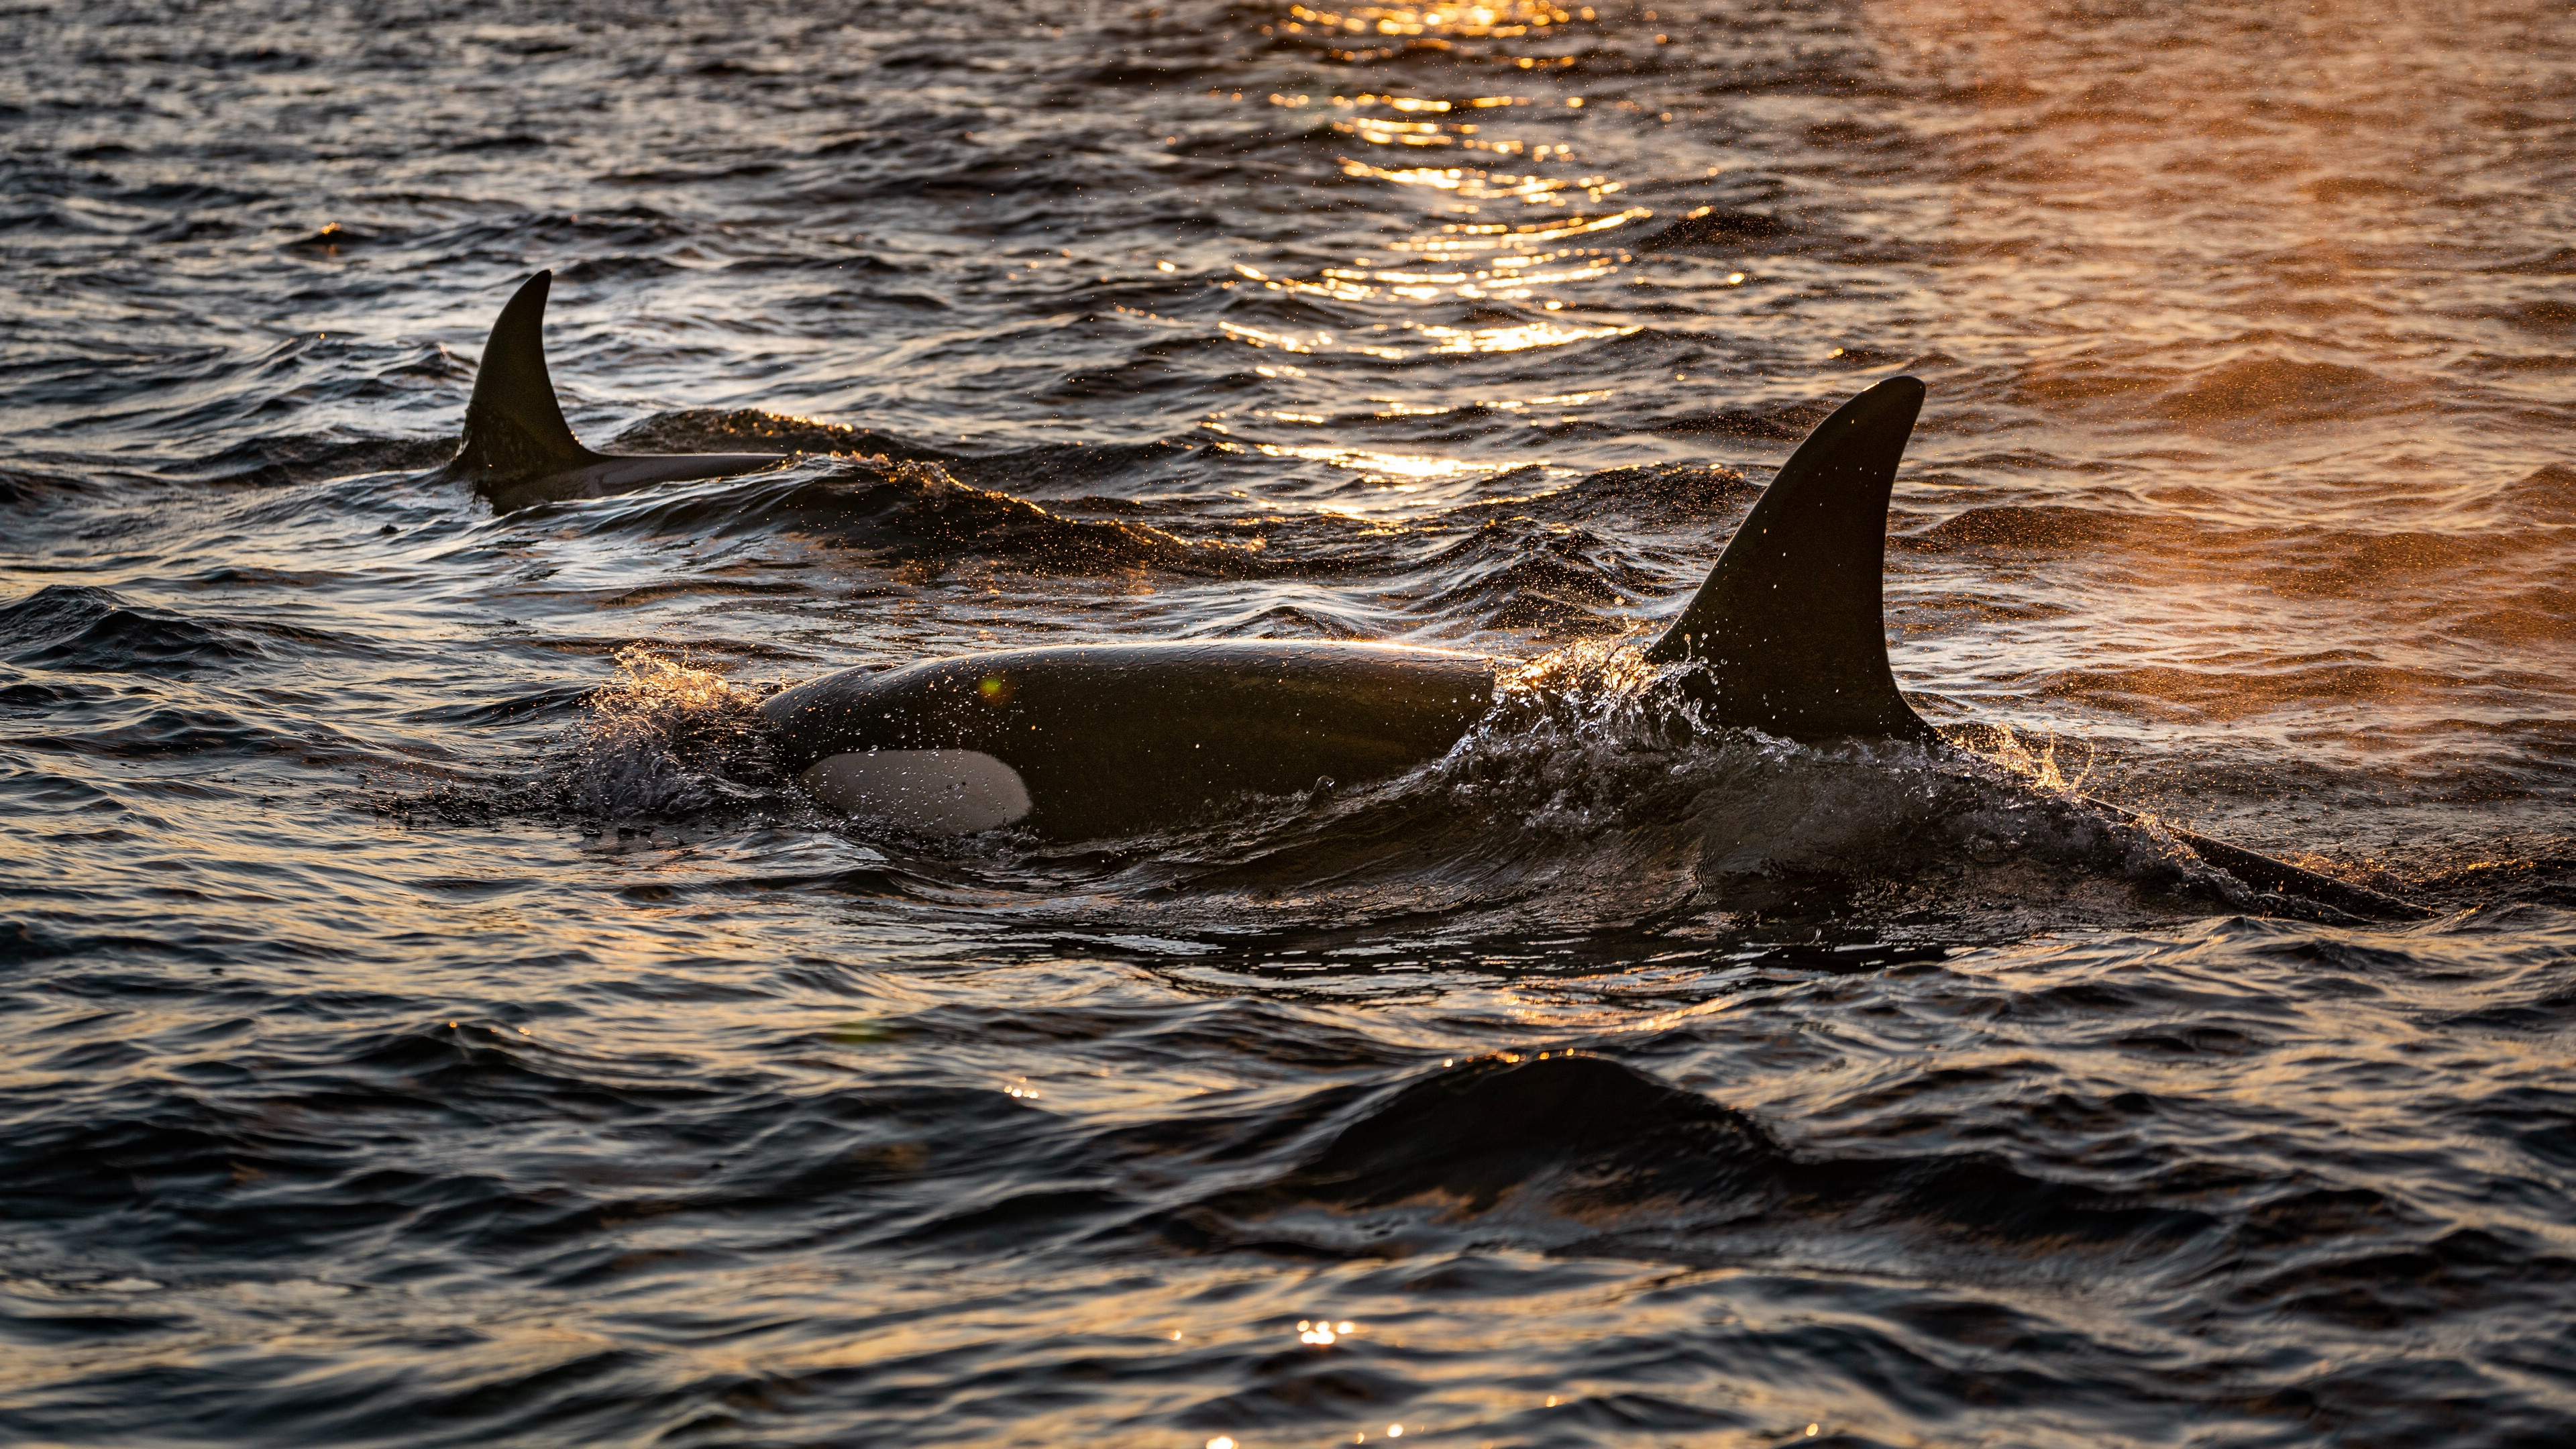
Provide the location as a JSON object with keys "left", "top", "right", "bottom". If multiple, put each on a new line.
{"left": 1281, "top": 2, "right": 1589, "bottom": 40}
{"left": 1297, "top": 1317, "right": 1360, "bottom": 1344}
{"left": 1211, "top": 63, "right": 1665, "bottom": 495}
{"left": 1242, "top": 441, "right": 1557, "bottom": 513}
{"left": 1342, "top": 162, "right": 1623, "bottom": 204}
{"left": 1404, "top": 211, "right": 1648, "bottom": 252}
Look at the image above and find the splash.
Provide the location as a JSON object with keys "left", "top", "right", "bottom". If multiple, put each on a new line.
{"left": 1964, "top": 720, "right": 2098, "bottom": 796}
{"left": 569, "top": 646, "right": 780, "bottom": 821}
{"left": 1486, "top": 633, "right": 1668, "bottom": 744}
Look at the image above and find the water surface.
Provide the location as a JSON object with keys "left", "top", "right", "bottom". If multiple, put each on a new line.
{"left": 5, "top": 1, "right": 2573, "bottom": 1444}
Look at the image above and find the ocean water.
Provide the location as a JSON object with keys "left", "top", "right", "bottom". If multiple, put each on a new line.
{"left": 4, "top": 1, "right": 2573, "bottom": 1444}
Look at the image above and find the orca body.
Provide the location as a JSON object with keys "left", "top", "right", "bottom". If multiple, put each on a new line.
{"left": 769, "top": 642, "right": 1496, "bottom": 838}
{"left": 762, "top": 376, "right": 2428, "bottom": 921}
{"left": 445, "top": 272, "right": 785, "bottom": 511}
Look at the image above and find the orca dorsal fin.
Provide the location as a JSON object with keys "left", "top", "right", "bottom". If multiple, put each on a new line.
{"left": 1644, "top": 375, "right": 1933, "bottom": 741}
{"left": 453, "top": 271, "right": 598, "bottom": 480}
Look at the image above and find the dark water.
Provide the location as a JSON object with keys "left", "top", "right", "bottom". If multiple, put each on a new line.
{"left": 6, "top": 1, "right": 2575, "bottom": 1444}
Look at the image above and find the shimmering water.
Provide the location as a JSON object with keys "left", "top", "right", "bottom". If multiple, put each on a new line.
{"left": 5, "top": 1, "right": 2573, "bottom": 1444}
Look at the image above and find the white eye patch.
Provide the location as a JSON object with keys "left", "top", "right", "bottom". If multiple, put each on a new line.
{"left": 799, "top": 750, "right": 1034, "bottom": 836}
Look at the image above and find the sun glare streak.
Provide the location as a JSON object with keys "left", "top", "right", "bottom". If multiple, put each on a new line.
{"left": 1224, "top": 64, "right": 1652, "bottom": 368}
{"left": 1253, "top": 442, "right": 1518, "bottom": 482}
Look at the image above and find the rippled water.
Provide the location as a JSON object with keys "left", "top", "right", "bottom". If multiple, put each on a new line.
{"left": 5, "top": 1, "right": 2574, "bottom": 1444}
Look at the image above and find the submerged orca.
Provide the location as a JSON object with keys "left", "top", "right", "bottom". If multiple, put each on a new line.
{"left": 444, "top": 271, "right": 786, "bottom": 511}
{"left": 758, "top": 378, "right": 2426, "bottom": 921}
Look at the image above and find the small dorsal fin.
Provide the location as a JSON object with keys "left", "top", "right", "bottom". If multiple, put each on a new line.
{"left": 453, "top": 272, "right": 598, "bottom": 480}
{"left": 1644, "top": 376, "right": 1932, "bottom": 741}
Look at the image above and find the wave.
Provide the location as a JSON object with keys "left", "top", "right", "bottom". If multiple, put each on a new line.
{"left": 2155, "top": 357, "right": 2397, "bottom": 425}
{"left": 1414, "top": 523, "right": 1654, "bottom": 635}
{"left": 1452, "top": 462, "right": 1756, "bottom": 528}
{"left": 543, "top": 458, "right": 1294, "bottom": 578}
{"left": 0, "top": 584, "right": 373, "bottom": 676}
{"left": 0, "top": 466, "right": 92, "bottom": 506}
{"left": 176, "top": 433, "right": 455, "bottom": 488}
{"left": 1154, "top": 1054, "right": 2213, "bottom": 1262}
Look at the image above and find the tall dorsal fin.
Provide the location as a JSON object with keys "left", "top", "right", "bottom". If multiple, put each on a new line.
{"left": 453, "top": 271, "right": 598, "bottom": 480}
{"left": 1644, "top": 375, "right": 1932, "bottom": 741}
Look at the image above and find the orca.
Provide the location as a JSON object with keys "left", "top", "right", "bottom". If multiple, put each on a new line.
{"left": 760, "top": 378, "right": 2429, "bottom": 921}
{"left": 445, "top": 271, "right": 786, "bottom": 511}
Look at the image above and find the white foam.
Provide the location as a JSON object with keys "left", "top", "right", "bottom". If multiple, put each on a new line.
{"left": 800, "top": 749, "right": 1034, "bottom": 835}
